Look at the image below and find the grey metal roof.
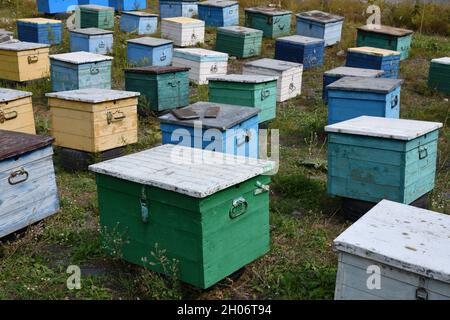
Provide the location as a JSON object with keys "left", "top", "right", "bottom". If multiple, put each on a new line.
{"left": 46, "top": 88, "right": 139, "bottom": 103}
{"left": 79, "top": 4, "right": 114, "bottom": 11}
{"left": 244, "top": 7, "right": 292, "bottom": 16}
{"left": 198, "top": 0, "right": 238, "bottom": 8}
{"left": 327, "top": 76, "right": 403, "bottom": 93}
{"left": 127, "top": 36, "right": 173, "bottom": 46}
{"left": 324, "top": 66, "right": 384, "bottom": 78}
{"left": 218, "top": 25, "right": 263, "bottom": 35}
{"left": 122, "top": 11, "right": 158, "bottom": 17}
{"left": 0, "top": 88, "right": 32, "bottom": 103}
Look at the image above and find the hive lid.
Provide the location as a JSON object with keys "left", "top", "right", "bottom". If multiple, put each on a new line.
{"left": 208, "top": 74, "right": 278, "bottom": 83}
{"left": 162, "top": 17, "right": 204, "bottom": 24}
{"left": 70, "top": 28, "right": 114, "bottom": 35}
{"left": 198, "top": 0, "right": 238, "bottom": 7}
{"left": 357, "top": 24, "right": 413, "bottom": 36}
{"left": 0, "top": 88, "right": 32, "bottom": 103}
{"left": 431, "top": 57, "right": 450, "bottom": 65}
{"left": 127, "top": 36, "right": 173, "bottom": 46}
{"left": 334, "top": 200, "right": 450, "bottom": 284}
{"left": 159, "top": 102, "right": 260, "bottom": 130}
{"left": 89, "top": 144, "right": 276, "bottom": 198}
{"left": 245, "top": 7, "right": 292, "bottom": 16}
{"left": 244, "top": 58, "right": 302, "bottom": 71}
{"left": 347, "top": 46, "right": 400, "bottom": 57}
{"left": 0, "top": 41, "right": 49, "bottom": 51}
{"left": 122, "top": 11, "right": 158, "bottom": 17}
{"left": 125, "top": 65, "right": 190, "bottom": 74}
{"left": 49, "top": 51, "right": 113, "bottom": 64}
{"left": 79, "top": 4, "right": 114, "bottom": 11}
{"left": 277, "top": 35, "right": 324, "bottom": 45}
{"left": 173, "top": 48, "right": 228, "bottom": 61}
{"left": 17, "top": 18, "right": 62, "bottom": 24}
{"left": 296, "top": 10, "right": 344, "bottom": 23}
{"left": 218, "top": 25, "right": 263, "bottom": 35}
{"left": 324, "top": 66, "right": 384, "bottom": 78}
{"left": 46, "top": 88, "right": 140, "bottom": 103}
{"left": 0, "top": 130, "right": 54, "bottom": 162}
{"left": 325, "top": 116, "right": 443, "bottom": 141}
{"left": 327, "top": 76, "right": 403, "bottom": 93}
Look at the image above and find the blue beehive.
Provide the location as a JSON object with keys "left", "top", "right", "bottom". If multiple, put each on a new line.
{"left": 326, "top": 116, "right": 443, "bottom": 204}
{"left": 127, "top": 37, "right": 173, "bottom": 67}
{"left": 70, "top": 28, "right": 114, "bottom": 54}
{"left": 275, "top": 35, "right": 324, "bottom": 69}
{"left": 17, "top": 18, "right": 62, "bottom": 45}
{"left": 110, "top": 0, "right": 146, "bottom": 10}
{"left": 198, "top": 0, "right": 239, "bottom": 27}
{"left": 36, "top": 0, "right": 78, "bottom": 14}
{"left": 346, "top": 46, "right": 401, "bottom": 79}
{"left": 295, "top": 10, "right": 344, "bottom": 47}
{"left": 159, "top": 0, "right": 199, "bottom": 19}
{"left": 79, "top": 0, "right": 110, "bottom": 5}
{"left": 327, "top": 77, "right": 403, "bottom": 125}
{"left": 120, "top": 11, "right": 158, "bottom": 35}
{"left": 50, "top": 51, "right": 113, "bottom": 92}
{"left": 159, "top": 102, "right": 260, "bottom": 158}
{"left": 323, "top": 66, "right": 384, "bottom": 102}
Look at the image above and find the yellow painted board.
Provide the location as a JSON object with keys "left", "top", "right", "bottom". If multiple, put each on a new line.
{"left": 163, "top": 17, "right": 203, "bottom": 24}
{"left": 348, "top": 46, "right": 400, "bottom": 56}
{"left": 0, "top": 48, "right": 50, "bottom": 81}
{"left": 0, "top": 97, "right": 36, "bottom": 134}
{"left": 48, "top": 97, "right": 138, "bottom": 113}
{"left": 17, "top": 18, "right": 62, "bottom": 24}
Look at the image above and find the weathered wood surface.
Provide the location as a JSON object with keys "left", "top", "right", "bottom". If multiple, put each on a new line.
{"left": 46, "top": 88, "right": 139, "bottom": 103}
{"left": 89, "top": 144, "right": 276, "bottom": 198}
{"left": 357, "top": 24, "right": 413, "bottom": 36}
{"left": 0, "top": 130, "right": 53, "bottom": 161}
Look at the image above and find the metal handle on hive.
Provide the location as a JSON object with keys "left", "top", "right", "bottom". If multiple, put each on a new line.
{"left": 236, "top": 130, "right": 252, "bottom": 147}
{"left": 419, "top": 146, "right": 428, "bottom": 160}
{"left": 391, "top": 95, "right": 398, "bottom": 108}
{"left": 98, "top": 41, "right": 105, "bottom": 48}
{"left": 27, "top": 55, "right": 39, "bottom": 64}
{"left": 90, "top": 65, "right": 100, "bottom": 75}
{"left": 289, "top": 82, "right": 296, "bottom": 92}
{"left": 107, "top": 110, "right": 126, "bottom": 124}
{"left": 160, "top": 53, "right": 167, "bottom": 61}
{"left": 261, "top": 89, "right": 270, "bottom": 100}
{"left": 8, "top": 168, "right": 29, "bottom": 185}
{"left": 0, "top": 109, "right": 18, "bottom": 123}
{"left": 415, "top": 287, "right": 428, "bottom": 300}
{"left": 140, "top": 186, "right": 149, "bottom": 223}
{"left": 210, "top": 64, "right": 218, "bottom": 73}
{"left": 229, "top": 197, "right": 248, "bottom": 219}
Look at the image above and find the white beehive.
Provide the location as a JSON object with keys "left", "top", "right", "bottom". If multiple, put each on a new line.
{"left": 161, "top": 17, "right": 205, "bottom": 47}
{"left": 334, "top": 200, "right": 450, "bottom": 300}
{"left": 172, "top": 48, "right": 228, "bottom": 85}
{"left": 243, "top": 58, "right": 303, "bottom": 102}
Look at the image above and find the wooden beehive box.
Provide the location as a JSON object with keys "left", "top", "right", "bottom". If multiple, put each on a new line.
{"left": 428, "top": 57, "right": 450, "bottom": 95}
{"left": 111, "top": 0, "right": 147, "bottom": 10}
{"left": 159, "top": 102, "right": 260, "bottom": 157}
{"left": 215, "top": 26, "right": 263, "bottom": 59}
{"left": 70, "top": 28, "right": 114, "bottom": 55}
{"left": 198, "top": 0, "right": 239, "bottom": 27}
{"left": 0, "top": 88, "right": 35, "bottom": 134}
{"left": 208, "top": 74, "right": 277, "bottom": 123}
{"left": 295, "top": 10, "right": 344, "bottom": 47}
{"left": 0, "top": 41, "right": 50, "bottom": 82}
{"left": 243, "top": 58, "right": 303, "bottom": 102}
{"left": 161, "top": 17, "right": 205, "bottom": 47}
{"left": 124, "top": 66, "right": 190, "bottom": 113}
{"left": 334, "top": 199, "right": 450, "bottom": 300}
{"left": 327, "top": 77, "right": 403, "bottom": 124}
{"left": 172, "top": 48, "right": 228, "bottom": 85}
{"left": 0, "top": 130, "right": 59, "bottom": 238}
{"left": 127, "top": 37, "right": 173, "bottom": 67}
{"left": 357, "top": 25, "right": 413, "bottom": 61}
{"left": 120, "top": 11, "right": 158, "bottom": 35}
{"left": 46, "top": 88, "right": 140, "bottom": 153}
{"left": 50, "top": 51, "right": 113, "bottom": 92}
{"left": 36, "top": 0, "right": 78, "bottom": 14}
{"left": 326, "top": 116, "right": 443, "bottom": 204}
{"left": 323, "top": 66, "right": 384, "bottom": 102}
{"left": 275, "top": 35, "right": 324, "bottom": 69}
{"left": 244, "top": 7, "right": 291, "bottom": 38}
{"left": 80, "top": 5, "right": 115, "bottom": 29}
{"left": 346, "top": 47, "right": 401, "bottom": 79}
{"left": 159, "top": 0, "right": 198, "bottom": 19}
{"left": 89, "top": 144, "right": 275, "bottom": 289}
{"left": 17, "top": 18, "right": 62, "bottom": 45}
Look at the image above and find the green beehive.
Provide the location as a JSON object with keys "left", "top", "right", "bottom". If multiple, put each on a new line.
{"left": 244, "top": 7, "right": 292, "bottom": 39}
{"left": 356, "top": 25, "right": 413, "bottom": 61}
{"left": 80, "top": 5, "right": 115, "bottom": 29}
{"left": 428, "top": 57, "right": 450, "bottom": 95}
{"left": 89, "top": 144, "right": 275, "bottom": 289}
{"left": 215, "top": 26, "right": 263, "bottom": 58}
{"left": 124, "top": 66, "right": 190, "bottom": 113}
{"left": 208, "top": 74, "right": 278, "bottom": 123}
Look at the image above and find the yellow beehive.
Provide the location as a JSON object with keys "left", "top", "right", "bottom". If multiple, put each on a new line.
{"left": 46, "top": 88, "right": 140, "bottom": 153}
{"left": 0, "top": 41, "right": 50, "bottom": 82}
{"left": 0, "top": 88, "right": 36, "bottom": 134}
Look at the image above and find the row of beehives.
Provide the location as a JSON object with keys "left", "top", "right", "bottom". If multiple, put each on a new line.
{"left": 1, "top": 3, "right": 450, "bottom": 298}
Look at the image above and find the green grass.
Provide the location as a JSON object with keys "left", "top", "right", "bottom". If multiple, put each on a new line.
{"left": 0, "top": 0, "right": 449, "bottom": 300}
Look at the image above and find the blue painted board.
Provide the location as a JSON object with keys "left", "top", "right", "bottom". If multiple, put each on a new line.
{"left": 346, "top": 47, "right": 401, "bottom": 79}
{"left": 327, "top": 77, "right": 403, "bottom": 124}
{"left": 110, "top": 0, "right": 146, "bottom": 11}
{"left": 274, "top": 35, "right": 324, "bottom": 69}
{"left": 159, "top": 1, "right": 198, "bottom": 18}
{"left": 198, "top": 1, "right": 239, "bottom": 27}
{"left": 70, "top": 28, "right": 114, "bottom": 54}
{"left": 295, "top": 10, "right": 344, "bottom": 46}
{"left": 120, "top": 11, "right": 158, "bottom": 35}
{"left": 159, "top": 102, "right": 260, "bottom": 158}
{"left": 127, "top": 37, "right": 173, "bottom": 67}
{"left": 17, "top": 19, "right": 63, "bottom": 45}
{"left": 79, "top": 0, "right": 110, "bottom": 5}
{"left": 36, "top": 0, "right": 78, "bottom": 14}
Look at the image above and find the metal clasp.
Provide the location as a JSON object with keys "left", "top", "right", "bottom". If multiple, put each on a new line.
{"left": 419, "top": 146, "right": 428, "bottom": 159}
{"left": 254, "top": 181, "right": 269, "bottom": 195}
{"left": 210, "top": 64, "right": 218, "bottom": 73}
{"left": 90, "top": 65, "right": 100, "bottom": 75}
{"left": 28, "top": 55, "right": 39, "bottom": 64}
{"left": 140, "top": 186, "right": 149, "bottom": 224}
{"left": 416, "top": 287, "right": 428, "bottom": 300}
{"left": 391, "top": 95, "right": 399, "bottom": 108}
{"left": 8, "top": 168, "right": 29, "bottom": 185}
{"left": 0, "top": 109, "right": 17, "bottom": 123}
{"left": 107, "top": 110, "right": 126, "bottom": 124}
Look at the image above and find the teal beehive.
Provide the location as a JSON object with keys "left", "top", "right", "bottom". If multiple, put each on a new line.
{"left": 244, "top": 7, "right": 291, "bottom": 38}
{"left": 326, "top": 116, "right": 443, "bottom": 204}
{"left": 428, "top": 57, "right": 450, "bottom": 95}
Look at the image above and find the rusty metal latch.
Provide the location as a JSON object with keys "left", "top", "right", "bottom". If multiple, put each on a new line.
{"left": 28, "top": 55, "right": 39, "bottom": 64}
{"left": 0, "top": 109, "right": 18, "bottom": 123}
{"left": 415, "top": 287, "right": 428, "bottom": 300}
{"left": 254, "top": 181, "right": 269, "bottom": 195}
{"left": 8, "top": 168, "right": 29, "bottom": 185}
{"left": 107, "top": 110, "right": 126, "bottom": 124}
